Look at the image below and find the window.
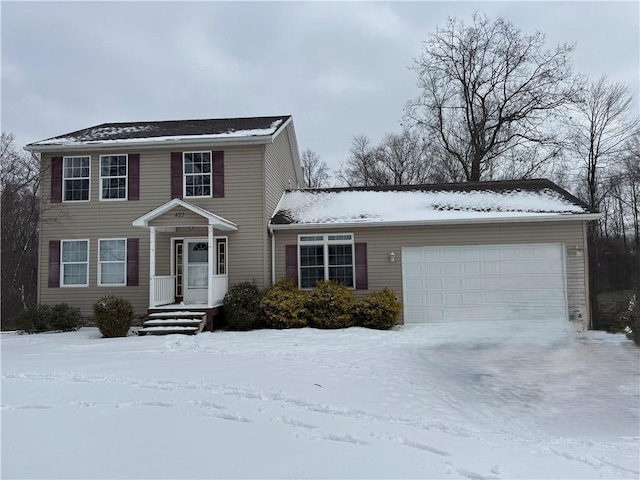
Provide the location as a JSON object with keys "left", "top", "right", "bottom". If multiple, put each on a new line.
{"left": 184, "top": 152, "right": 212, "bottom": 197}
{"left": 63, "top": 156, "right": 90, "bottom": 201}
{"left": 216, "top": 238, "right": 227, "bottom": 275}
{"left": 100, "top": 155, "right": 127, "bottom": 200}
{"left": 98, "top": 239, "right": 126, "bottom": 286}
{"left": 299, "top": 234, "right": 354, "bottom": 288}
{"left": 61, "top": 240, "right": 89, "bottom": 286}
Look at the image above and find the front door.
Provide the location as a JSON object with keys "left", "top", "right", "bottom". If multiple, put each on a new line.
{"left": 184, "top": 239, "right": 209, "bottom": 304}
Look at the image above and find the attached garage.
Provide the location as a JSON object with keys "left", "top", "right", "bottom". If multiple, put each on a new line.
{"left": 271, "top": 179, "right": 600, "bottom": 329}
{"left": 401, "top": 243, "right": 567, "bottom": 323}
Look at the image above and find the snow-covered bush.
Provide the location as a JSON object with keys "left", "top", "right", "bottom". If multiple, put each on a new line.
{"left": 223, "top": 282, "right": 263, "bottom": 331}
{"left": 260, "top": 279, "right": 307, "bottom": 329}
{"left": 354, "top": 287, "right": 401, "bottom": 330}
{"left": 15, "top": 304, "right": 52, "bottom": 333}
{"left": 304, "top": 280, "right": 355, "bottom": 329}
{"left": 49, "top": 303, "right": 83, "bottom": 332}
{"left": 93, "top": 295, "right": 134, "bottom": 338}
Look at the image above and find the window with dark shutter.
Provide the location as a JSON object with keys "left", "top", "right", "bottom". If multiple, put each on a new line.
{"left": 128, "top": 154, "right": 140, "bottom": 200}
{"left": 286, "top": 245, "right": 298, "bottom": 286}
{"left": 171, "top": 152, "right": 182, "bottom": 198}
{"left": 213, "top": 151, "right": 224, "bottom": 198}
{"left": 355, "top": 243, "right": 368, "bottom": 290}
{"left": 127, "top": 238, "right": 139, "bottom": 286}
{"left": 51, "top": 157, "right": 63, "bottom": 203}
{"left": 48, "top": 240, "right": 61, "bottom": 287}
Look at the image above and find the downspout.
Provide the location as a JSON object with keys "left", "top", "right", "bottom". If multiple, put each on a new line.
{"left": 269, "top": 225, "right": 276, "bottom": 285}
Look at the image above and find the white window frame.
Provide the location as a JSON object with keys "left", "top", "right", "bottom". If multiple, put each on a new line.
{"left": 63, "top": 156, "right": 91, "bottom": 202}
{"left": 215, "top": 237, "right": 228, "bottom": 275}
{"left": 98, "top": 238, "right": 127, "bottom": 287}
{"left": 99, "top": 154, "right": 128, "bottom": 201}
{"left": 298, "top": 233, "right": 355, "bottom": 289}
{"left": 183, "top": 151, "right": 212, "bottom": 198}
{"left": 60, "top": 239, "right": 90, "bottom": 287}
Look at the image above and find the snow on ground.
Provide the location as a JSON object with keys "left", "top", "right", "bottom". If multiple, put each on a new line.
{"left": 1, "top": 321, "right": 638, "bottom": 479}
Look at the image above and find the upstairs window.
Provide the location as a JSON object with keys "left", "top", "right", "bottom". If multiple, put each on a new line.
{"left": 100, "top": 155, "right": 127, "bottom": 200}
{"left": 61, "top": 240, "right": 89, "bottom": 286}
{"left": 63, "top": 156, "right": 90, "bottom": 201}
{"left": 184, "top": 152, "right": 212, "bottom": 198}
{"left": 299, "top": 234, "right": 354, "bottom": 288}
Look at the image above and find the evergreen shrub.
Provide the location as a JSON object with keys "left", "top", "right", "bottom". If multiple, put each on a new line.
{"left": 49, "top": 303, "right": 83, "bottom": 332}
{"left": 93, "top": 295, "right": 134, "bottom": 338}
{"left": 223, "top": 282, "right": 263, "bottom": 331}
{"left": 304, "top": 280, "right": 355, "bottom": 329}
{"left": 354, "top": 287, "right": 401, "bottom": 330}
{"left": 261, "top": 279, "right": 307, "bottom": 329}
{"left": 15, "top": 304, "right": 52, "bottom": 334}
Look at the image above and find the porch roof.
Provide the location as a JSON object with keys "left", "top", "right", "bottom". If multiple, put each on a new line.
{"left": 132, "top": 198, "right": 238, "bottom": 231}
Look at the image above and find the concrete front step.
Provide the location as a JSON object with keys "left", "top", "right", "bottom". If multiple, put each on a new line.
{"left": 143, "top": 319, "right": 203, "bottom": 327}
{"left": 140, "top": 311, "right": 208, "bottom": 336}
{"left": 138, "top": 326, "right": 199, "bottom": 336}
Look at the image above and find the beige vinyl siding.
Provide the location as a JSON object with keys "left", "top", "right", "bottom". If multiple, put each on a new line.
{"left": 273, "top": 221, "right": 590, "bottom": 325}
{"left": 39, "top": 144, "right": 268, "bottom": 317}
{"left": 263, "top": 122, "right": 302, "bottom": 285}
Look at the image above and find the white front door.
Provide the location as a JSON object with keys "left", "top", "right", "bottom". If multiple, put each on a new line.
{"left": 184, "top": 239, "right": 209, "bottom": 304}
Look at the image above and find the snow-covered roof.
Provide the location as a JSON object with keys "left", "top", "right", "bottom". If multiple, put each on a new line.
{"left": 26, "top": 115, "right": 290, "bottom": 150}
{"left": 270, "top": 179, "right": 597, "bottom": 228}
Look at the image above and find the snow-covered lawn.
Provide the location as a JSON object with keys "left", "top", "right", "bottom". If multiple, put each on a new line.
{"left": 2, "top": 321, "right": 638, "bottom": 479}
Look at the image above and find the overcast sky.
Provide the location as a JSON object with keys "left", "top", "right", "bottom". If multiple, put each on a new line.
{"left": 2, "top": 1, "right": 638, "bottom": 179}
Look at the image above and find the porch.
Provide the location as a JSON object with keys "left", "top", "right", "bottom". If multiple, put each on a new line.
{"left": 132, "top": 198, "right": 239, "bottom": 328}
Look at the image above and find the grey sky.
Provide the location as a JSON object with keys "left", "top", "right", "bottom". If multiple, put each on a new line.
{"left": 2, "top": 1, "right": 638, "bottom": 180}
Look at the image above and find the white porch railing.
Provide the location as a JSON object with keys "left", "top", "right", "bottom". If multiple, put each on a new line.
{"left": 153, "top": 276, "right": 175, "bottom": 307}
{"left": 211, "top": 275, "right": 228, "bottom": 305}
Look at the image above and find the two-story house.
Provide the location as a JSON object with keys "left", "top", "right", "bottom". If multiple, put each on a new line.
{"left": 28, "top": 114, "right": 600, "bottom": 333}
{"left": 27, "top": 115, "right": 303, "bottom": 329}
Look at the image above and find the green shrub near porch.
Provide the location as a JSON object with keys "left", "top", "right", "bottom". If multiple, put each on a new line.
{"left": 303, "top": 280, "right": 356, "bottom": 329}
{"left": 223, "top": 282, "right": 263, "bottom": 331}
{"left": 93, "top": 295, "right": 134, "bottom": 338}
{"left": 261, "top": 279, "right": 307, "bottom": 329}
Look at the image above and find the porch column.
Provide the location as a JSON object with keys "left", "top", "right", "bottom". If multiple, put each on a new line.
{"left": 208, "top": 225, "right": 214, "bottom": 306}
{"left": 149, "top": 226, "right": 156, "bottom": 308}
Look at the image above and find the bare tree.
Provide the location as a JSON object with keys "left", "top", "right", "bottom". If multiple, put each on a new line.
{"left": 376, "top": 129, "right": 433, "bottom": 185}
{"left": 1, "top": 133, "right": 41, "bottom": 327}
{"left": 405, "top": 12, "right": 580, "bottom": 182}
{"left": 338, "top": 135, "right": 388, "bottom": 187}
{"left": 339, "top": 131, "right": 443, "bottom": 187}
{"left": 300, "top": 149, "right": 330, "bottom": 188}
{"left": 564, "top": 75, "right": 639, "bottom": 210}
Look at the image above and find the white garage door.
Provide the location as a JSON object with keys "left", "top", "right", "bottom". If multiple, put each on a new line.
{"left": 402, "top": 243, "right": 567, "bottom": 323}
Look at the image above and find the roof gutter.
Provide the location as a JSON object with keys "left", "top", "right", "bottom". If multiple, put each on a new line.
{"left": 24, "top": 134, "right": 275, "bottom": 153}
{"left": 269, "top": 212, "right": 602, "bottom": 231}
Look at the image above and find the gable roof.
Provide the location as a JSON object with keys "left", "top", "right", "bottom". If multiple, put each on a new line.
{"left": 270, "top": 179, "right": 599, "bottom": 229}
{"left": 132, "top": 198, "right": 238, "bottom": 231}
{"left": 26, "top": 115, "right": 292, "bottom": 151}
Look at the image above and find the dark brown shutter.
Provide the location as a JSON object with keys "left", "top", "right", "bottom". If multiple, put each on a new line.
{"left": 49, "top": 240, "right": 61, "bottom": 287}
{"left": 170, "top": 152, "right": 182, "bottom": 198}
{"left": 212, "top": 151, "right": 224, "bottom": 198}
{"left": 355, "top": 243, "right": 368, "bottom": 290}
{"left": 128, "top": 154, "right": 140, "bottom": 200}
{"left": 127, "top": 238, "right": 139, "bottom": 286}
{"left": 285, "top": 245, "right": 298, "bottom": 286}
{"left": 51, "top": 157, "right": 63, "bottom": 203}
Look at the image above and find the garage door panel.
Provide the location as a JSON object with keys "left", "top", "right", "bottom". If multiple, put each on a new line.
{"left": 402, "top": 244, "right": 567, "bottom": 323}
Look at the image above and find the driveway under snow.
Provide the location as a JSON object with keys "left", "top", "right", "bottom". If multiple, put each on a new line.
{"left": 2, "top": 321, "right": 638, "bottom": 479}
